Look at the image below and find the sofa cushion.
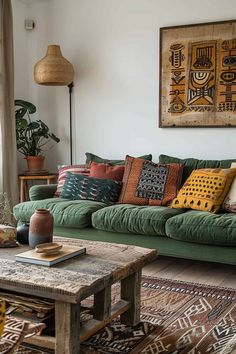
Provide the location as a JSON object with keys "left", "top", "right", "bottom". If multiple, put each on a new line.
{"left": 85, "top": 152, "right": 152, "bottom": 165}
{"left": 166, "top": 210, "right": 236, "bottom": 245}
{"left": 171, "top": 168, "right": 236, "bottom": 213}
{"left": 61, "top": 173, "right": 122, "bottom": 204}
{"left": 159, "top": 154, "right": 236, "bottom": 183}
{"left": 13, "top": 198, "right": 106, "bottom": 228}
{"left": 119, "top": 156, "right": 183, "bottom": 206}
{"left": 92, "top": 204, "right": 185, "bottom": 236}
{"left": 89, "top": 162, "right": 125, "bottom": 181}
{"left": 55, "top": 164, "right": 90, "bottom": 196}
{"left": 223, "top": 162, "right": 236, "bottom": 212}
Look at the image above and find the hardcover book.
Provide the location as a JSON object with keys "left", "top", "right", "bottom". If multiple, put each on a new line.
{"left": 15, "top": 245, "right": 86, "bottom": 266}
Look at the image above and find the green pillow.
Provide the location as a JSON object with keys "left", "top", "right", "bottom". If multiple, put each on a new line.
{"left": 159, "top": 154, "right": 236, "bottom": 183}
{"left": 85, "top": 152, "right": 152, "bottom": 165}
{"left": 61, "top": 172, "right": 122, "bottom": 204}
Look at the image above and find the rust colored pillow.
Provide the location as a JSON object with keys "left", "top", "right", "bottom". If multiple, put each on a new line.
{"left": 89, "top": 162, "right": 125, "bottom": 181}
{"left": 119, "top": 156, "right": 183, "bottom": 206}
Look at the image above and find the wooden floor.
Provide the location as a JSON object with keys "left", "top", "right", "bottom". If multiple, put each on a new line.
{"left": 143, "top": 256, "right": 236, "bottom": 288}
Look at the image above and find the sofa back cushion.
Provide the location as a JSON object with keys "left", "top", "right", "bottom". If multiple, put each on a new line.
{"left": 159, "top": 154, "right": 236, "bottom": 183}
{"left": 61, "top": 172, "right": 122, "bottom": 204}
{"left": 85, "top": 152, "right": 152, "bottom": 165}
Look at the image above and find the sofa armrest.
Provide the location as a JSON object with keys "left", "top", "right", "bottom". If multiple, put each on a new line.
{"left": 29, "top": 184, "right": 57, "bottom": 201}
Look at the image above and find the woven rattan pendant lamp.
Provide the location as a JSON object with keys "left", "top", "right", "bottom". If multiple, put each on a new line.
{"left": 34, "top": 45, "right": 75, "bottom": 164}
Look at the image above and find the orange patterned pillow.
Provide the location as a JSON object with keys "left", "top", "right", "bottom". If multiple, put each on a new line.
{"left": 118, "top": 156, "right": 183, "bottom": 206}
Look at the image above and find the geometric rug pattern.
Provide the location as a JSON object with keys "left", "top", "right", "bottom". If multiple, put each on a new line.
{"left": 21, "top": 276, "right": 236, "bottom": 353}
{"left": 82, "top": 276, "right": 236, "bottom": 353}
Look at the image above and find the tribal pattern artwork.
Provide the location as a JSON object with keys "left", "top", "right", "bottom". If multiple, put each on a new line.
{"left": 187, "top": 41, "right": 216, "bottom": 112}
{"left": 218, "top": 38, "right": 236, "bottom": 112}
{"left": 160, "top": 20, "right": 236, "bottom": 127}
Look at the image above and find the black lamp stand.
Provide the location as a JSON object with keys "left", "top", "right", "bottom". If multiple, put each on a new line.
{"left": 68, "top": 82, "right": 74, "bottom": 165}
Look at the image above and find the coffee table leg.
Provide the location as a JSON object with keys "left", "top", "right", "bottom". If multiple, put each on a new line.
{"left": 55, "top": 301, "right": 81, "bottom": 354}
{"left": 120, "top": 270, "right": 141, "bottom": 326}
{"left": 94, "top": 285, "right": 111, "bottom": 320}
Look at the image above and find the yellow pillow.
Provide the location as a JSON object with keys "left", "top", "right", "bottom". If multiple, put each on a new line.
{"left": 0, "top": 300, "right": 6, "bottom": 337}
{"left": 171, "top": 168, "right": 236, "bottom": 213}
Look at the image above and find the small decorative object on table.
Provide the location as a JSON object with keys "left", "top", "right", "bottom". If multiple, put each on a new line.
{"left": 29, "top": 209, "right": 54, "bottom": 248}
{"left": 16, "top": 244, "right": 86, "bottom": 266}
{"left": 0, "top": 225, "right": 18, "bottom": 248}
{"left": 16, "top": 223, "right": 30, "bottom": 244}
{"left": 35, "top": 242, "right": 62, "bottom": 255}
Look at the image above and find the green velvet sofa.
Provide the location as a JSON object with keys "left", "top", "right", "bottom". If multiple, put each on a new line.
{"left": 13, "top": 155, "right": 236, "bottom": 266}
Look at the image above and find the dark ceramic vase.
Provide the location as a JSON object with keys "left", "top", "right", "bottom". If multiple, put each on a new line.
{"left": 16, "top": 223, "right": 30, "bottom": 244}
{"left": 29, "top": 209, "right": 54, "bottom": 248}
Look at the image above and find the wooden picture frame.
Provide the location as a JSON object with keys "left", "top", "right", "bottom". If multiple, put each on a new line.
{"left": 159, "top": 19, "right": 236, "bottom": 127}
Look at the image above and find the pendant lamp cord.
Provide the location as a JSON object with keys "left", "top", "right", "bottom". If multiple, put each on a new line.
{"left": 68, "top": 82, "right": 74, "bottom": 165}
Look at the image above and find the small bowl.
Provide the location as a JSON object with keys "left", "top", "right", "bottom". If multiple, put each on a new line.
{"left": 35, "top": 242, "right": 63, "bottom": 255}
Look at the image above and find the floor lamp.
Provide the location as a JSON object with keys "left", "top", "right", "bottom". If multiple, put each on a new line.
{"left": 34, "top": 45, "right": 75, "bottom": 165}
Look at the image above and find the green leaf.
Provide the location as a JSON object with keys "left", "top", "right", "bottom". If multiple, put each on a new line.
{"left": 15, "top": 99, "right": 60, "bottom": 156}
{"left": 16, "top": 118, "right": 28, "bottom": 130}
{"left": 17, "top": 141, "right": 26, "bottom": 149}
{"left": 28, "top": 121, "right": 40, "bottom": 130}
{"left": 50, "top": 133, "right": 60, "bottom": 143}
{"left": 15, "top": 108, "right": 27, "bottom": 119}
{"left": 15, "top": 100, "right": 36, "bottom": 114}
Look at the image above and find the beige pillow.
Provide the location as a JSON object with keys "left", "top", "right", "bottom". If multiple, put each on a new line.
{"left": 223, "top": 162, "right": 236, "bottom": 212}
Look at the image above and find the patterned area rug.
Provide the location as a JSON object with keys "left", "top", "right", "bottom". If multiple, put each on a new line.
{"left": 23, "top": 276, "right": 236, "bottom": 353}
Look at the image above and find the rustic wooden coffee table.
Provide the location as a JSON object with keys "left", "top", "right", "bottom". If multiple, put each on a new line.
{"left": 0, "top": 236, "right": 157, "bottom": 354}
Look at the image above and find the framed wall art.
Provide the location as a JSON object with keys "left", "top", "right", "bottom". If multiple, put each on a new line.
{"left": 159, "top": 20, "right": 236, "bottom": 127}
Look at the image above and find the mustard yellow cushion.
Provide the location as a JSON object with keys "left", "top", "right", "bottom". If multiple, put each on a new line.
{"left": 171, "top": 168, "right": 236, "bottom": 213}
{"left": 0, "top": 300, "right": 6, "bottom": 337}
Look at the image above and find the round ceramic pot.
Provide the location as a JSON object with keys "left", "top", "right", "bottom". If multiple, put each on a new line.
{"left": 25, "top": 156, "right": 45, "bottom": 172}
{"left": 16, "top": 223, "right": 30, "bottom": 244}
{"left": 29, "top": 209, "right": 54, "bottom": 248}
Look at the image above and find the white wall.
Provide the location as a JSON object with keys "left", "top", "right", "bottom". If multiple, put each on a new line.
{"left": 13, "top": 0, "right": 236, "bottom": 172}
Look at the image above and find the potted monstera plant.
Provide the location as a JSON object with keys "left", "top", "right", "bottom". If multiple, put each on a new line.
{"left": 15, "top": 99, "right": 60, "bottom": 172}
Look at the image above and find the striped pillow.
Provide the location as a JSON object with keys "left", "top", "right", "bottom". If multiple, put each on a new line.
{"left": 55, "top": 164, "right": 90, "bottom": 196}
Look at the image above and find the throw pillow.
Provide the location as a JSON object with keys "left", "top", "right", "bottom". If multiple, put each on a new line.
{"left": 61, "top": 172, "right": 122, "bottom": 204}
{"left": 0, "top": 225, "right": 18, "bottom": 248}
{"left": 0, "top": 300, "right": 5, "bottom": 336}
{"left": 55, "top": 164, "right": 90, "bottom": 196}
{"left": 223, "top": 162, "right": 236, "bottom": 212}
{"left": 118, "top": 156, "right": 183, "bottom": 206}
{"left": 85, "top": 152, "right": 152, "bottom": 165}
{"left": 171, "top": 168, "right": 236, "bottom": 213}
{"left": 89, "top": 162, "right": 125, "bottom": 181}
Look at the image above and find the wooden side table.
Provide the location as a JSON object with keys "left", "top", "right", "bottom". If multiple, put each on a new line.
{"left": 18, "top": 174, "right": 57, "bottom": 203}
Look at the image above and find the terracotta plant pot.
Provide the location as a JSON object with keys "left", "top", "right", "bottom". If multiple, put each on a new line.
{"left": 25, "top": 155, "right": 45, "bottom": 172}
